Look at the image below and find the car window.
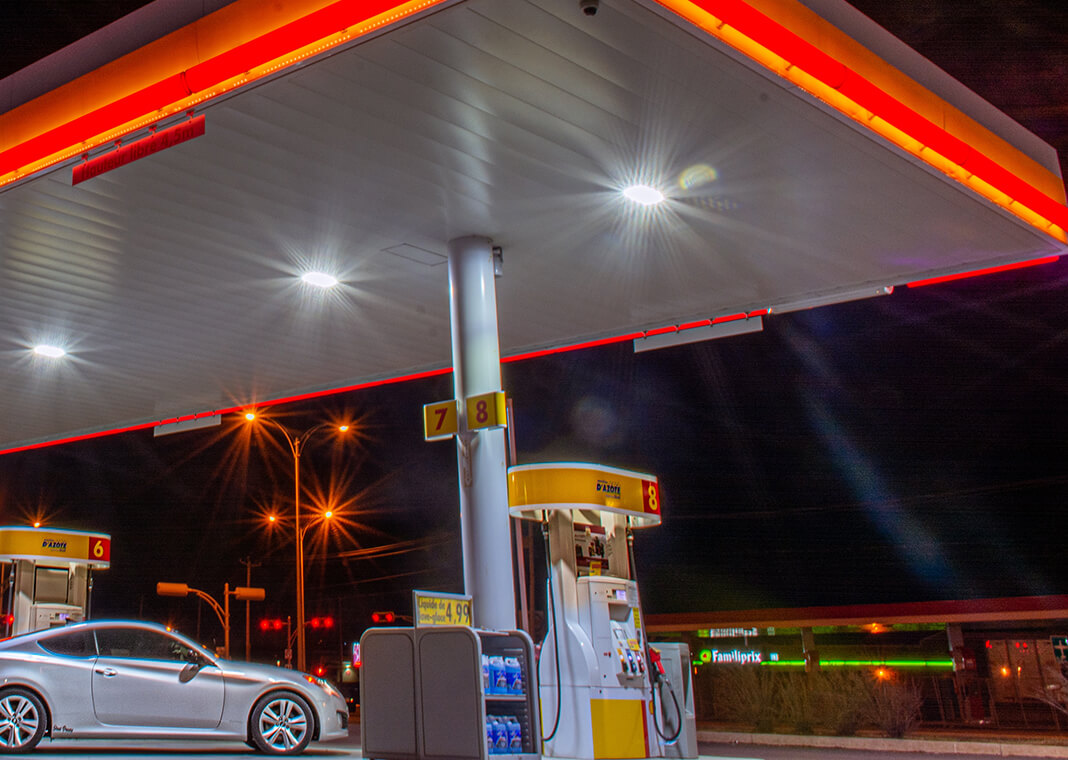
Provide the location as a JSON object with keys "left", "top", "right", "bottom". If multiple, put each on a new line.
{"left": 38, "top": 629, "right": 97, "bottom": 657}
{"left": 95, "top": 627, "right": 203, "bottom": 662}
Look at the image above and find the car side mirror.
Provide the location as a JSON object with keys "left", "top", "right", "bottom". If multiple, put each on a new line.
{"left": 179, "top": 661, "right": 201, "bottom": 683}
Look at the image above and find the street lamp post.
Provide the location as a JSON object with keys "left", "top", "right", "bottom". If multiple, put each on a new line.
{"left": 245, "top": 414, "right": 347, "bottom": 673}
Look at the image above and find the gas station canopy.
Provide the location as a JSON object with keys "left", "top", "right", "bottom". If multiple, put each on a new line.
{"left": 1, "top": 0, "right": 1065, "bottom": 453}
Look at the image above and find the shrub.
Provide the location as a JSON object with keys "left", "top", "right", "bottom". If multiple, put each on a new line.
{"left": 715, "top": 666, "right": 779, "bottom": 732}
{"left": 778, "top": 671, "right": 819, "bottom": 734}
{"left": 867, "top": 677, "right": 923, "bottom": 738}
{"left": 813, "top": 670, "right": 872, "bottom": 736}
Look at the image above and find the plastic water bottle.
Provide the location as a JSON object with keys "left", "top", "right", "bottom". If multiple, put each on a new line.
{"left": 486, "top": 716, "right": 495, "bottom": 755}
{"left": 492, "top": 715, "right": 508, "bottom": 754}
{"left": 506, "top": 716, "right": 523, "bottom": 753}
{"left": 489, "top": 656, "right": 506, "bottom": 695}
{"left": 504, "top": 656, "right": 522, "bottom": 694}
{"left": 481, "top": 654, "right": 490, "bottom": 693}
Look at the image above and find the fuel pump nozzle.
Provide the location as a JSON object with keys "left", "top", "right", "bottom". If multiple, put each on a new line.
{"left": 648, "top": 646, "right": 666, "bottom": 683}
{"left": 626, "top": 523, "right": 683, "bottom": 745}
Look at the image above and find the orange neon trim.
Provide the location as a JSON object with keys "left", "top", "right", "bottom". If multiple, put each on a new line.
{"left": 906, "top": 255, "right": 1060, "bottom": 288}
{"left": 1, "top": 0, "right": 1064, "bottom": 242}
{"left": 653, "top": 0, "right": 1067, "bottom": 242}
{"left": 0, "top": 0, "right": 449, "bottom": 186}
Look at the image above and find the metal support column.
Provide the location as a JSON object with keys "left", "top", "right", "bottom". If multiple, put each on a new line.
{"left": 448, "top": 235, "right": 516, "bottom": 631}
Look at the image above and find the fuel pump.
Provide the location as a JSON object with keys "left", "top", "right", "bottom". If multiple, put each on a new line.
{"left": 0, "top": 526, "right": 111, "bottom": 635}
{"left": 508, "top": 463, "right": 686, "bottom": 760}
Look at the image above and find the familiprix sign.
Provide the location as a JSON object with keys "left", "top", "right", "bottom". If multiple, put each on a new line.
{"left": 73, "top": 116, "right": 205, "bottom": 185}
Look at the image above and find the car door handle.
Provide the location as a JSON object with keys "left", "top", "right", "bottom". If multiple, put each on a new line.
{"left": 95, "top": 667, "right": 118, "bottom": 677}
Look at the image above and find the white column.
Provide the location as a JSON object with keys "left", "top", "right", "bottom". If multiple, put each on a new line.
{"left": 448, "top": 235, "right": 516, "bottom": 631}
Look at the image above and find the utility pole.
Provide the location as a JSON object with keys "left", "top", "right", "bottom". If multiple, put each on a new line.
{"left": 239, "top": 557, "right": 262, "bottom": 661}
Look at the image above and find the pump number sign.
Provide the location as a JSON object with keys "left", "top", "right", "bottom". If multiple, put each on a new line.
{"left": 413, "top": 590, "right": 472, "bottom": 627}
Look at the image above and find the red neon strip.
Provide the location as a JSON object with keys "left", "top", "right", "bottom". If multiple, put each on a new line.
{"left": 907, "top": 256, "right": 1059, "bottom": 288}
{"left": 712, "top": 312, "right": 747, "bottom": 324}
{"left": 502, "top": 333, "right": 645, "bottom": 363}
{"left": 747, "top": 308, "right": 770, "bottom": 317}
{"left": 73, "top": 115, "right": 205, "bottom": 184}
{"left": 645, "top": 326, "right": 678, "bottom": 337}
{"left": 2, "top": 330, "right": 661, "bottom": 455}
{"left": 0, "top": 366, "right": 453, "bottom": 456}
{"left": 676, "top": 0, "right": 1068, "bottom": 232}
{"left": 678, "top": 319, "right": 712, "bottom": 331}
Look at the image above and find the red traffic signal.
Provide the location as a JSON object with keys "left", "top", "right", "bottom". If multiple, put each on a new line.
{"left": 309, "top": 616, "right": 335, "bottom": 629}
{"left": 371, "top": 611, "right": 396, "bottom": 624}
{"left": 259, "top": 618, "right": 285, "bottom": 632}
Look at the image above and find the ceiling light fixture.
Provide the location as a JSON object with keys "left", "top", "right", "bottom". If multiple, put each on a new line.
{"left": 32, "top": 344, "right": 66, "bottom": 358}
{"left": 623, "top": 185, "right": 665, "bottom": 205}
{"left": 301, "top": 271, "right": 339, "bottom": 288}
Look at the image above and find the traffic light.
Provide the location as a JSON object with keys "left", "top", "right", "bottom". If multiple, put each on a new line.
{"left": 371, "top": 611, "right": 396, "bottom": 624}
{"left": 309, "top": 616, "right": 334, "bottom": 629}
{"left": 259, "top": 618, "right": 285, "bottom": 632}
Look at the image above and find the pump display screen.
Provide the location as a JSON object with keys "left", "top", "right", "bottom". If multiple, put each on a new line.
{"left": 614, "top": 589, "right": 627, "bottom": 600}
{"left": 34, "top": 567, "right": 69, "bottom": 604}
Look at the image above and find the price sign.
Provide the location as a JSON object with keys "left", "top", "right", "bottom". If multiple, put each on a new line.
{"left": 423, "top": 400, "right": 458, "bottom": 440}
{"left": 413, "top": 590, "right": 472, "bottom": 628}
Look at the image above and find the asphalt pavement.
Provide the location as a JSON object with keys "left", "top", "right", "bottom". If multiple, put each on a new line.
{"left": 23, "top": 725, "right": 1068, "bottom": 759}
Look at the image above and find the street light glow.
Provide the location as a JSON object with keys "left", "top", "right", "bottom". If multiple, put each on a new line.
{"left": 244, "top": 414, "right": 354, "bottom": 672}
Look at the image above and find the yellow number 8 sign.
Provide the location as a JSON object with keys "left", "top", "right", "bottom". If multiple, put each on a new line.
{"left": 642, "top": 481, "right": 660, "bottom": 514}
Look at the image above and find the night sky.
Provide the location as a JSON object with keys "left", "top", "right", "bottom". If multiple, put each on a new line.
{"left": 1, "top": 0, "right": 1067, "bottom": 657}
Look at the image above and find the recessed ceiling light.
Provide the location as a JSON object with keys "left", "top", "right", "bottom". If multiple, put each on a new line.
{"left": 33, "top": 344, "right": 66, "bottom": 358}
{"left": 301, "top": 271, "right": 339, "bottom": 288}
{"left": 623, "top": 185, "right": 665, "bottom": 205}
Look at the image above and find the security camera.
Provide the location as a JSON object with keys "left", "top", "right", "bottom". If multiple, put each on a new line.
{"left": 579, "top": 0, "right": 599, "bottom": 16}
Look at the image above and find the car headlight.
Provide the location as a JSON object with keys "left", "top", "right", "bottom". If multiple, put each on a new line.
{"left": 305, "top": 674, "right": 342, "bottom": 699}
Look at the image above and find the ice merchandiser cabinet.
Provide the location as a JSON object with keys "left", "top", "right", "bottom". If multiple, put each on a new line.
{"left": 508, "top": 463, "right": 694, "bottom": 760}
{"left": 360, "top": 626, "right": 541, "bottom": 760}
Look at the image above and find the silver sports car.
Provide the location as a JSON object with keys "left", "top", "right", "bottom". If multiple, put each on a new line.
{"left": 0, "top": 620, "right": 349, "bottom": 754}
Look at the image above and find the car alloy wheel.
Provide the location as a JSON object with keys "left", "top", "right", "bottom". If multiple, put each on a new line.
{"left": 251, "top": 691, "right": 313, "bottom": 755}
{"left": 0, "top": 688, "right": 46, "bottom": 753}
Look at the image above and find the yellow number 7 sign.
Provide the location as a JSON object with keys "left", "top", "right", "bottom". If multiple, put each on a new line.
{"left": 423, "top": 400, "right": 458, "bottom": 440}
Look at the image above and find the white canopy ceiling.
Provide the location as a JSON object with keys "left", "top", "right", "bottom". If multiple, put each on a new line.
{"left": 0, "top": 0, "right": 1064, "bottom": 452}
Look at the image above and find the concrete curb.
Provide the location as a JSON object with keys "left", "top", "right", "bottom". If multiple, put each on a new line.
{"left": 697, "top": 730, "right": 1068, "bottom": 757}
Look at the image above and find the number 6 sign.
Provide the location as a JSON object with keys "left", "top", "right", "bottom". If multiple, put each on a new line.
{"left": 89, "top": 537, "right": 111, "bottom": 563}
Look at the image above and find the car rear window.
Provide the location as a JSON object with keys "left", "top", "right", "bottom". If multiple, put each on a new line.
{"left": 38, "top": 629, "right": 97, "bottom": 657}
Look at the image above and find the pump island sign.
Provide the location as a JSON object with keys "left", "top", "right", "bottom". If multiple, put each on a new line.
{"left": 0, "top": 527, "right": 111, "bottom": 567}
{"left": 507, "top": 463, "right": 661, "bottom": 526}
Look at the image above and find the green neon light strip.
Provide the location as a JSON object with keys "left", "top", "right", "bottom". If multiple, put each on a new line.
{"left": 759, "top": 659, "right": 953, "bottom": 668}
